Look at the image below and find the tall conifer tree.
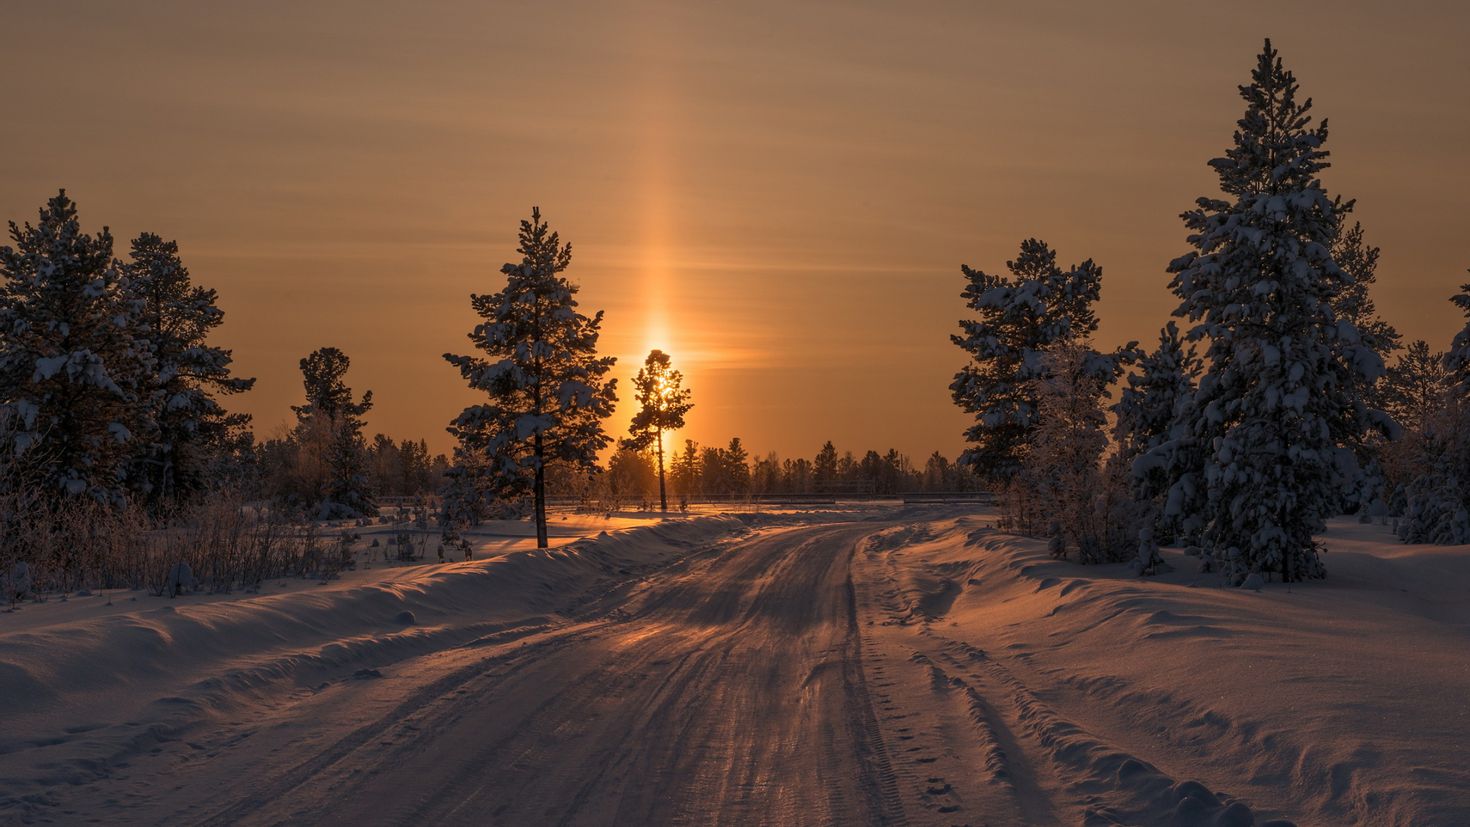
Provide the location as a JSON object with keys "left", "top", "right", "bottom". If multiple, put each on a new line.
{"left": 1163, "top": 41, "right": 1389, "bottom": 583}
{"left": 445, "top": 207, "right": 618, "bottom": 548}
{"left": 121, "top": 232, "right": 254, "bottom": 508}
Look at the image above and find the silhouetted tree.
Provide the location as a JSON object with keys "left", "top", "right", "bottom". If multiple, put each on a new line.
{"left": 445, "top": 207, "right": 618, "bottom": 547}
{"left": 813, "top": 441, "right": 839, "bottom": 492}
{"left": 121, "top": 232, "right": 254, "bottom": 509}
{"left": 287, "top": 347, "right": 374, "bottom": 516}
{"left": 670, "top": 438, "right": 701, "bottom": 505}
{"left": 623, "top": 349, "right": 692, "bottom": 512}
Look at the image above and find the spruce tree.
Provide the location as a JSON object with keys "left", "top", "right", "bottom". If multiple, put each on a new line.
{"left": 0, "top": 191, "right": 139, "bottom": 503}
{"left": 622, "top": 349, "right": 692, "bottom": 512}
{"left": 444, "top": 207, "right": 618, "bottom": 548}
{"left": 121, "top": 232, "right": 254, "bottom": 509}
{"left": 950, "top": 239, "right": 1106, "bottom": 484}
{"left": 670, "top": 438, "right": 702, "bottom": 504}
{"left": 1115, "top": 322, "right": 1197, "bottom": 468}
{"left": 1116, "top": 322, "right": 1199, "bottom": 555}
{"left": 1163, "top": 41, "right": 1389, "bottom": 584}
{"left": 1113, "top": 322, "right": 1199, "bottom": 572}
{"left": 725, "top": 437, "right": 751, "bottom": 496}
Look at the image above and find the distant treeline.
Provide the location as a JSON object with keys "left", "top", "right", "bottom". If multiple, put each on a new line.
{"left": 579, "top": 439, "right": 980, "bottom": 509}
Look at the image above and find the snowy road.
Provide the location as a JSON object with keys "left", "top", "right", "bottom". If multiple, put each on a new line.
{"left": 195, "top": 521, "right": 904, "bottom": 826}
{"left": 12, "top": 512, "right": 1464, "bottom": 825}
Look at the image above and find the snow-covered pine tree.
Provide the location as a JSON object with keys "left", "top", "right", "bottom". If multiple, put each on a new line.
{"left": 440, "top": 444, "right": 494, "bottom": 528}
{"left": 622, "top": 349, "right": 692, "bottom": 512}
{"left": 1163, "top": 41, "right": 1390, "bottom": 584}
{"left": 0, "top": 191, "right": 140, "bottom": 503}
{"left": 120, "top": 232, "right": 255, "bottom": 509}
{"left": 291, "top": 347, "right": 374, "bottom": 517}
{"left": 950, "top": 239, "right": 1105, "bottom": 485}
{"left": 1114, "top": 322, "right": 1199, "bottom": 561}
{"left": 1114, "top": 322, "right": 1197, "bottom": 467}
{"left": 444, "top": 207, "right": 618, "bottom": 549}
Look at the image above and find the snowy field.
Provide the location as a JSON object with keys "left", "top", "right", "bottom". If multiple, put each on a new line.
{"left": 1, "top": 505, "right": 1466, "bottom": 825}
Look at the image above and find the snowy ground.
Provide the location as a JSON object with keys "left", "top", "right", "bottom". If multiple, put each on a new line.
{"left": 1, "top": 506, "right": 1466, "bottom": 825}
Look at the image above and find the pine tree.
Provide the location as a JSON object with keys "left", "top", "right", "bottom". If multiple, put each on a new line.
{"left": 1383, "top": 340, "right": 1448, "bottom": 435}
{"left": 670, "top": 439, "right": 702, "bottom": 505}
{"left": 1116, "top": 322, "right": 1199, "bottom": 561}
{"left": 1331, "top": 218, "right": 1401, "bottom": 370}
{"left": 120, "top": 232, "right": 254, "bottom": 509}
{"left": 1115, "top": 323, "right": 1197, "bottom": 467}
{"left": 622, "top": 349, "right": 692, "bottom": 512}
{"left": 725, "top": 437, "right": 751, "bottom": 496}
{"left": 813, "top": 441, "right": 839, "bottom": 492}
{"left": 1330, "top": 217, "right": 1402, "bottom": 511}
{"left": 0, "top": 191, "right": 139, "bottom": 503}
{"left": 1117, "top": 323, "right": 1199, "bottom": 575}
{"left": 291, "top": 347, "right": 374, "bottom": 517}
{"left": 950, "top": 239, "right": 1106, "bottom": 484}
{"left": 1163, "top": 41, "right": 1389, "bottom": 584}
{"left": 444, "top": 207, "right": 618, "bottom": 548}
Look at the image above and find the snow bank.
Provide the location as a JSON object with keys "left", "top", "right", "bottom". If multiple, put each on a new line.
{"left": 0, "top": 514, "right": 747, "bottom": 821}
{"left": 871, "top": 514, "right": 1470, "bottom": 825}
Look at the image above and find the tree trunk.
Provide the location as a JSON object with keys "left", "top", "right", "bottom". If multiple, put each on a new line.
{"left": 533, "top": 431, "right": 548, "bottom": 549}
{"left": 656, "top": 428, "right": 667, "bottom": 513}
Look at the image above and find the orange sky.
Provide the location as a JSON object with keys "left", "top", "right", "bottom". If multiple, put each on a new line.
{"left": 3, "top": 2, "right": 1468, "bottom": 461}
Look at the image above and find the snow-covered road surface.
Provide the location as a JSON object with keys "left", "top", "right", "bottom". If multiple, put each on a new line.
{"left": 4, "top": 509, "right": 1467, "bottom": 825}
{"left": 200, "top": 521, "right": 903, "bottom": 826}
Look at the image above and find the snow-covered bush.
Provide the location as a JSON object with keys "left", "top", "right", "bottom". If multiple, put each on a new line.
{"left": 1016, "top": 344, "right": 1136, "bottom": 563}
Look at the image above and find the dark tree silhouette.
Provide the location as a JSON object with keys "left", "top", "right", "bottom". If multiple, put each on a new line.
{"left": 623, "top": 349, "right": 693, "bottom": 512}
